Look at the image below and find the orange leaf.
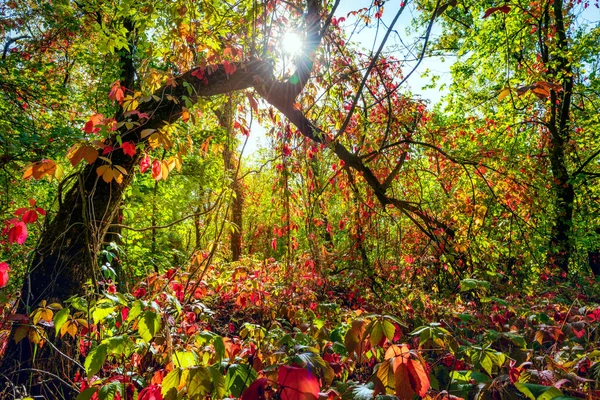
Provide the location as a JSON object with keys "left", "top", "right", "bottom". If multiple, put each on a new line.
{"left": 407, "top": 358, "right": 430, "bottom": 397}
{"left": 277, "top": 366, "right": 319, "bottom": 400}
{"left": 97, "top": 165, "right": 114, "bottom": 182}
{"left": 344, "top": 319, "right": 367, "bottom": 356}
{"left": 394, "top": 362, "right": 415, "bottom": 400}
{"left": 23, "top": 160, "right": 57, "bottom": 180}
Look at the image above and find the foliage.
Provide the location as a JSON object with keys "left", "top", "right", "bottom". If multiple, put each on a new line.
{"left": 0, "top": 0, "right": 599, "bottom": 398}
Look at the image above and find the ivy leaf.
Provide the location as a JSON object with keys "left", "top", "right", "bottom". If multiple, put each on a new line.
{"left": 98, "top": 382, "right": 122, "bottom": 400}
{"left": 53, "top": 307, "right": 69, "bottom": 336}
{"left": 84, "top": 343, "right": 108, "bottom": 377}
{"left": 226, "top": 364, "right": 258, "bottom": 398}
{"left": 515, "top": 382, "right": 563, "bottom": 400}
{"left": 76, "top": 387, "right": 98, "bottom": 400}
{"left": 138, "top": 311, "right": 161, "bottom": 343}
{"left": 483, "top": 5, "right": 511, "bottom": 18}
{"left": 277, "top": 365, "right": 319, "bottom": 400}
{"left": 162, "top": 368, "right": 182, "bottom": 399}
{"left": 344, "top": 319, "right": 366, "bottom": 356}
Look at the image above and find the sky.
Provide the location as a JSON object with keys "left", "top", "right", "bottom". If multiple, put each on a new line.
{"left": 241, "top": 1, "right": 453, "bottom": 158}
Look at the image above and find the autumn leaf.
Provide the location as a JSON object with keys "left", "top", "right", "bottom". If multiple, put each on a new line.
{"left": 83, "top": 113, "right": 104, "bottom": 134}
{"left": 68, "top": 144, "right": 99, "bottom": 167}
{"left": 96, "top": 165, "right": 124, "bottom": 184}
{"left": 139, "top": 385, "right": 164, "bottom": 400}
{"left": 0, "top": 262, "right": 10, "bottom": 288}
{"left": 140, "top": 155, "right": 151, "bottom": 173}
{"left": 483, "top": 5, "right": 511, "bottom": 18}
{"left": 498, "top": 88, "right": 510, "bottom": 101}
{"left": 151, "top": 159, "right": 162, "bottom": 180}
{"left": 223, "top": 60, "right": 237, "bottom": 76}
{"left": 241, "top": 378, "right": 271, "bottom": 400}
{"left": 121, "top": 141, "right": 136, "bottom": 157}
{"left": 407, "top": 358, "right": 430, "bottom": 397}
{"left": 345, "top": 319, "right": 367, "bottom": 356}
{"left": 109, "top": 80, "right": 125, "bottom": 104}
{"left": 277, "top": 366, "right": 320, "bottom": 400}
{"left": 6, "top": 219, "right": 28, "bottom": 244}
{"left": 23, "top": 159, "right": 59, "bottom": 181}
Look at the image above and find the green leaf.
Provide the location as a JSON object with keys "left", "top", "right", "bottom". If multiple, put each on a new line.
{"left": 173, "top": 350, "right": 197, "bottom": 368}
{"left": 370, "top": 321, "right": 384, "bottom": 347}
{"left": 126, "top": 300, "right": 143, "bottom": 323}
{"left": 53, "top": 307, "right": 69, "bottom": 336}
{"left": 459, "top": 278, "right": 490, "bottom": 292}
{"left": 209, "top": 364, "right": 226, "bottom": 399}
{"left": 381, "top": 319, "right": 396, "bottom": 341}
{"left": 480, "top": 354, "right": 493, "bottom": 375}
{"left": 162, "top": 368, "right": 182, "bottom": 399}
{"left": 188, "top": 366, "right": 211, "bottom": 399}
{"left": 515, "top": 382, "right": 563, "bottom": 400}
{"left": 225, "top": 364, "right": 257, "bottom": 397}
{"left": 76, "top": 387, "right": 98, "bottom": 400}
{"left": 104, "top": 336, "right": 133, "bottom": 357}
{"left": 84, "top": 343, "right": 108, "bottom": 377}
{"left": 98, "top": 382, "right": 121, "bottom": 400}
{"left": 92, "top": 300, "right": 115, "bottom": 324}
{"left": 138, "top": 311, "right": 161, "bottom": 343}
{"left": 213, "top": 336, "right": 225, "bottom": 362}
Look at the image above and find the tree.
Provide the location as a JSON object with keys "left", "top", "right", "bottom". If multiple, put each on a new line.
{"left": 2, "top": 0, "right": 547, "bottom": 392}
{"left": 417, "top": 0, "right": 600, "bottom": 274}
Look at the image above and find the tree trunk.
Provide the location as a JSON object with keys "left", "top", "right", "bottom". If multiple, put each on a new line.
{"left": 0, "top": 150, "right": 138, "bottom": 397}
{"left": 215, "top": 99, "right": 243, "bottom": 262}
{"left": 0, "top": 60, "right": 271, "bottom": 395}
{"left": 543, "top": 0, "right": 575, "bottom": 274}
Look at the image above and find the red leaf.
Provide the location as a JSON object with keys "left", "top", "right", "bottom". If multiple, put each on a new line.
{"left": 277, "top": 366, "right": 319, "bottom": 400}
{"left": 223, "top": 60, "right": 237, "bottom": 76}
{"left": 28, "top": 198, "right": 36, "bottom": 207}
{"left": 140, "top": 155, "right": 151, "bottom": 173}
{"left": 151, "top": 159, "right": 162, "bottom": 180}
{"left": 102, "top": 146, "right": 114, "bottom": 155}
{"left": 14, "top": 207, "right": 28, "bottom": 216}
{"left": 139, "top": 385, "right": 163, "bottom": 400}
{"left": 8, "top": 220, "right": 28, "bottom": 244}
{"left": 241, "top": 378, "right": 270, "bottom": 400}
{"left": 483, "top": 5, "right": 511, "bottom": 18}
{"left": 121, "top": 141, "right": 136, "bottom": 157}
{"left": 22, "top": 209, "right": 38, "bottom": 224}
{"left": 407, "top": 358, "right": 430, "bottom": 397}
{"left": 0, "top": 262, "right": 10, "bottom": 288}
{"left": 271, "top": 238, "right": 277, "bottom": 251}
{"left": 83, "top": 113, "right": 104, "bottom": 134}
{"left": 109, "top": 81, "right": 125, "bottom": 104}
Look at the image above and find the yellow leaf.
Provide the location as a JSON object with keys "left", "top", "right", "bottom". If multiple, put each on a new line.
{"left": 97, "top": 165, "right": 110, "bottom": 178}
{"left": 148, "top": 133, "right": 160, "bottom": 148}
{"left": 113, "top": 170, "right": 123, "bottom": 184}
{"left": 47, "top": 303, "right": 62, "bottom": 310}
{"left": 28, "top": 328, "right": 42, "bottom": 345}
{"left": 498, "top": 88, "right": 510, "bottom": 101}
{"left": 161, "top": 161, "right": 169, "bottom": 180}
{"left": 102, "top": 167, "right": 114, "bottom": 183}
{"left": 40, "top": 309, "right": 54, "bottom": 322}
{"left": 113, "top": 165, "right": 128, "bottom": 175}
{"left": 31, "top": 309, "right": 42, "bottom": 325}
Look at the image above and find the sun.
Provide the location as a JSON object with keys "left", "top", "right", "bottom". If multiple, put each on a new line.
{"left": 280, "top": 31, "right": 304, "bottom": 57}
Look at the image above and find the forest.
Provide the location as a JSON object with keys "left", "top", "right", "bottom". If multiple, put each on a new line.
{"left": 0, "top": 0, "right": 599, "bottom": 398}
